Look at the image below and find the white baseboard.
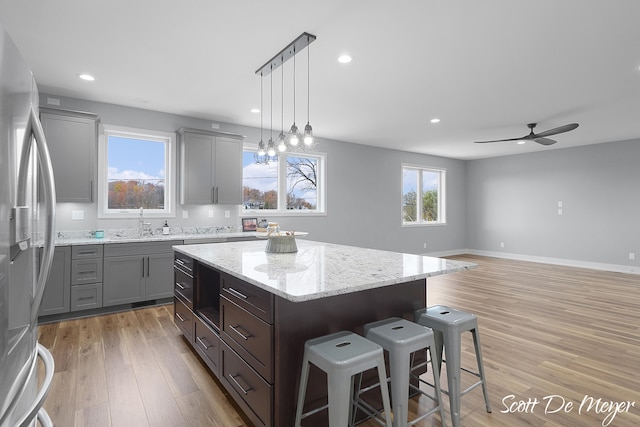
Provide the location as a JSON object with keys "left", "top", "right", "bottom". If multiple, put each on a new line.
{"left": 422, "top": 248, "right": 640, "bottom": 275}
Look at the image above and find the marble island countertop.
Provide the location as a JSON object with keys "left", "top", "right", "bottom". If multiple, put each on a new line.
{"left": 173, "top": 239, "right": 477, "bottom": 302}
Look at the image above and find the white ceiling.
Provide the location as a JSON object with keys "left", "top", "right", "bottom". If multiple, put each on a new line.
{"left": 1, "top": 0, "right": 639, "bottom": 160}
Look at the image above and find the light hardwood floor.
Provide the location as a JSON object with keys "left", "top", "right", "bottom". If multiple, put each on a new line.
{"left": 38, "top": 255, "right": 640, "bottom": 426}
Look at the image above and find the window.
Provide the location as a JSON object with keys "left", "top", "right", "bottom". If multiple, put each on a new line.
{"left": 242, "top": 149, "right": 325, "bottom": 214}
{"left": 98, "top": 124, "right": 175, "bottom": 218}
{"left": 402, "top": 164, "right": 446, "bottom": 225}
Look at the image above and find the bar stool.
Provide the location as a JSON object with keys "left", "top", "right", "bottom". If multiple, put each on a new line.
{"left": 415, "top": 305, "right": 491, "bottom": 427}
{"left": 364, "top": 317, "right": 447, "bottom": 427}
{"left": 294, "top": 330, "right": 392, "bottom": 427}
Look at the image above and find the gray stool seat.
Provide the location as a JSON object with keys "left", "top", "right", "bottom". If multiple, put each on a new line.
{"left": 415, "top": 305, "right": 491, "bottom": 427}
{"left": 364, "top": 317, "right": 447, "bottom": 427}
{"left": 294, "top": 330, "right": 392, "bottom": 427}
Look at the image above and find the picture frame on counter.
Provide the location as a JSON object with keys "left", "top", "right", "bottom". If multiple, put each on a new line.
{"left": 242, "top": 217, "right": 258, "bottom": 232}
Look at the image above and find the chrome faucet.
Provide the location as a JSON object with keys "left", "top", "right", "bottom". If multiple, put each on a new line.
{"left": 138, "top": 207, "right": 152, "bottom": 237}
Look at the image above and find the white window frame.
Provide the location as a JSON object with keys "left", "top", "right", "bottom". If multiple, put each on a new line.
{"left": 97, "top": 124, "right": 176, "bottom": 218}
{"left": 401, "top": 163, "right": 446, "bottom": 226}
{"left": 242, "top": 145, "right": 327, "bottom": 216}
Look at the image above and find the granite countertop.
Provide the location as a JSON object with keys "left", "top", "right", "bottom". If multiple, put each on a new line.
{"left": 173, "top": 239, "right": 477, "bottom": 302}
{"left": 53, "top": 228, "right": 257, "bottom": 246}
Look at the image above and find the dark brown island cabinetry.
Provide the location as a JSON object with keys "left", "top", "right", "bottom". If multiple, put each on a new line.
{"left": 174, "top": 251, "right": 426, "bottom": 427}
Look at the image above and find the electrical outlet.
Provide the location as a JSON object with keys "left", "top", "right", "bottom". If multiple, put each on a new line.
{"left": 71, "top": 210, "right": 84, "bottom": 220}
{"left": 208, "top": 210, "right": 214, "bottom": 218}
{"left": 629, "top": 253, "right": 636, "bottom": 260}
{"left": 225, "top": 210, "right": 230, "bottom": 218}
{"left": 182, "top": 210, "right": 188, "bottom": 219}
{"left": 423, "top": 243, "right": 427, "bottom": 249}
{"left": 558, "top": 208, "right": 563, "bottom": 215}
{"left": 558, "top": 201, "right": 563, "bottom": 208}
{"left": 500, "top": 242, "right": 505, "bottom": 248}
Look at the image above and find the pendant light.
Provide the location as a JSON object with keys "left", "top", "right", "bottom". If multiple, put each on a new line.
{"left": 288, "top": 48, "right": 300, "bottom": 146}
{"left": 267, "top": 68, "right": 276, "bottom": 157}
{"left": 303, "top": 34, "right": 314, "bottom": 146}
{"left": 254, "top": 32, "right": 316, "bottom": 163}
{"left": 256, "top": 72, "right": 266, "bottom": 157}
{"left": 277, "top": 57, "right": 287, "bottom": 153}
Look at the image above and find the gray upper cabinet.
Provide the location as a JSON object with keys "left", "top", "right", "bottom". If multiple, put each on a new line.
{"left": 178, "top": 128, "right": 243, "bottom": 205}
{"left": 40, "top": 108, "right": 99, "bottom": 203}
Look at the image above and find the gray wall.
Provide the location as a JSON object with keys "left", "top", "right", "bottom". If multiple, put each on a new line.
{"left": 466, "top": 138, "right": 640, "bottom": 269}
{"left": 42, "top": 94, "right": 467, "bottom": 255}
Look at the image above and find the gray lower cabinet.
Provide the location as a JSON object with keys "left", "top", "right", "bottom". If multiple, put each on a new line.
{"left": 39, "top": 246, "right": 71, "bottom": 316}
{"left": 103, "top": 241, "right": 180, "bottom": 306}
{"left": 70, "top": 245, "right": 103, "bottom": 311}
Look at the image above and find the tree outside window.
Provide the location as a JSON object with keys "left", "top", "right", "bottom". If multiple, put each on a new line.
{"left": 402, "top": 165, "right": 445, "bottom": 225}
{"left": 242, "top": 150, "right": 325, "bottom": 214}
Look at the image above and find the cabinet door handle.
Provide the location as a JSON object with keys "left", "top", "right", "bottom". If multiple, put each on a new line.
{"left": 175, "top": 258, "right": 186, "bottom": 266}
{"left": 176, "top": 313, "right": 186, "bottom": 322}
{"left": 227, "top": 287, "right": 248, "bottom": 300}
{"left": 214, "top": 186, "right": 219, "bottom": 204}
{"left": 196, "top": 336, "right": 211, "bottom": 350}
{"left": 228, "top": 374, "right": 252, "bottom": 395}
{"left": 146, "top": 256, "right": 150, "bottom": 277}
{"left": 175, "top": 282, "right": 186, "bottom": 290}
{"left": 228, "top": 324, "right": 252, "bottom": 340}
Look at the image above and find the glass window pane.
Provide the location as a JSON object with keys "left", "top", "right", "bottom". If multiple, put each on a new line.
{"left": 107, "top": 136, "right": 166, "bottom": 210}
{"left": 403, "top": 168, "right": 418, "bottom": 222}
{"left": 287, "top": 155, "right": 317, "bottom": 210}
{"left": 243, "top": 152, "right": 278, "bottom": 210}
{"left": 422, "top": 170, "right": 439, "bottom": 222}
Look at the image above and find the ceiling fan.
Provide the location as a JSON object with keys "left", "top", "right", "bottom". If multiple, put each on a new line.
{"left": 474, "top": 122, "right": 579, "bottom": 146}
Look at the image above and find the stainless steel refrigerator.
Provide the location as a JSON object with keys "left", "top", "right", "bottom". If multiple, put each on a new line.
{"left": 0, "top": 23, "right": 56, "bottom": 427}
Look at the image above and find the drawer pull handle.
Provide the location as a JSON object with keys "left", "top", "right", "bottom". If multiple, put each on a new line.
{"left": 228, "top": 374, "right": 252, "bottom": 395}
{"left": 175, "top": 258, "right": 186, "bottom": 265}
{"left": 229, "top": 324, "right": 252, "bottom": 340}
{"left": 175, "top": 282, "right": 186, "bottom": 290}
{"left": 176, "top": 313, "right": 186, "bottom": 322}
{"left": 196, "top": 336, "right": 211, "bottom": 350}
{"left": 227, "top": 287, "right": 248, "bottom": 300}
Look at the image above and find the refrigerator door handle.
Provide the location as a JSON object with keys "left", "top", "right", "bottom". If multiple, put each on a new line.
{"left": 14, "top": 344, "right": 55, "bottom": 427}
{"left": 17, "top": 105, "right": 57, "bottom": 325}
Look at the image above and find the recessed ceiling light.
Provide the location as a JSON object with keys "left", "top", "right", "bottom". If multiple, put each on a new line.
{"left": 250, "top": 108, "right": 260, "bottom": 113}
{"left": 78, "top": 73, "right": 95, "bottom": 81}
{"left": 338, "top": 55, "right": 352, "bottom": 64}
{"left": 430, "top": 118, "right": 440, "bottom": 123}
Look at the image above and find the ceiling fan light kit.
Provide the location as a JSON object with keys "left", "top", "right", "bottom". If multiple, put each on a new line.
{"left": 474, "top": 122, "right": 579, "bottom": 146}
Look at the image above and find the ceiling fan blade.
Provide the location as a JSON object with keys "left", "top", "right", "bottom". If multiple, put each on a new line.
{"left": 474, "top": 136, "right": 531, "bottom": 144}
{"left": 534, "top": 137, "right": 556, "bottom": 146}
{"left": 533, "top": 123, "right": 579, "bottom": 138}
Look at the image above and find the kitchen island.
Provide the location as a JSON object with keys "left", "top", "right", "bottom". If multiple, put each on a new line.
{"left": 173, "top": 239, "right": 475, "bottom": 426}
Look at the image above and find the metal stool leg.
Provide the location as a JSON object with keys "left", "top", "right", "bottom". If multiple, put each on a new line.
{"left": 471, "top": 328, "right": 492, "bottom": 413}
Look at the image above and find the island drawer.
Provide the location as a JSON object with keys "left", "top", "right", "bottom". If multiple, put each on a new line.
{"left": 174, "top": 264, "right": 193, "bottom": 308}
{"left": 194, "top": 316, "right": 220, "bottom": 378}
{"left": 221, "top": 341, "right": 272, "bottom": 427}
{"left": 174, "top": 297, "right": 194, "bottom": 343}
{"left": 174, "top": 253, "right": 194, "bottom": 274}
{"left": 221, "top": 273, "right": 274, "bottom": 323}
{"left": 221, "top": 296, "right": 273, "bottom": 383}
